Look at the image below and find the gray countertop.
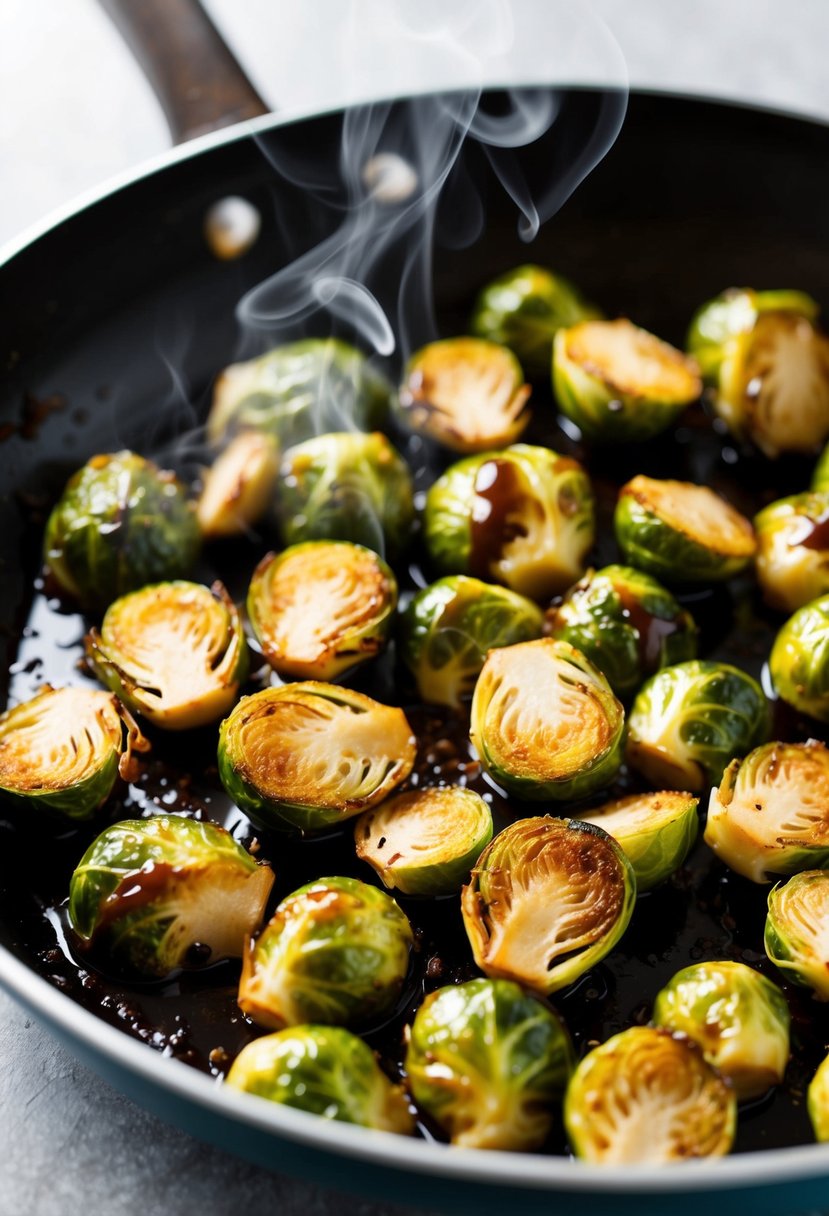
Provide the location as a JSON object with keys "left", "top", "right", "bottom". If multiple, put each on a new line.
{"left": 2, "top": 3, "right": 829, "bottom": 1215}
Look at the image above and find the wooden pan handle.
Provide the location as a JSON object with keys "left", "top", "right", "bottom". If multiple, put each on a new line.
{"left": 98, "top": 0, "right": 269, "bottom": 144}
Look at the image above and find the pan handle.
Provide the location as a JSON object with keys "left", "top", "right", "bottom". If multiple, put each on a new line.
{"left": 98, "top": 0, "right": 269, "bottom": 144}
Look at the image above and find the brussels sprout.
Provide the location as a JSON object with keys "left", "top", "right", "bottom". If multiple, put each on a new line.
{"left": 44, "top": 451, "right": 201, "bottom": 612}
{"left": 615, "top": 475, "right": 756, "bottom": 584}
{"left": 397, "top": 338, "right": 531, "bottom": 453}
{"left": 754, "top": 492, "right": 829, "bottom": 613}
{"left": 68, "top": 815, "right": 274, "bottom": 977}
{"left": 470, "top": 639, "right": 624, "bottom": 801}
{"left": 546, "top": 564, "right": 697, "bottom": 699}
{"left": 206, "top": 339, "right": 392, "bottom": 448}
{"left": 399, "top": 575, "right": 544, "bottom": 708}
{"left": 355, "top": 787, "right": 493, "bottom": 896}
{"left": 652, "top": 961, "right": 790, "bottom": 1100}
{"left": 238, "top": 875, "right": 412, "bottom": 1029}
{"left": 574, "top": 791, "right": 698, "bottom": 892}
{"left": 564, "top": 1027, "right": 736, "bottom": 1163}
{"left": 0, "top": 685, "right": 148, "bottom": 822}
{"left": 808, "top": 1052, "right": 829, "bottom": 1141}
{"left": 197, "top": 431, "right": 279, "bottom": 538}
{"left": 461, "top": 816, "right": 636, "bottom": 994}
{"left": 226, "top": 1025, "right": 414, "bottom": 1134}
{"left": 769, "top": 594, "right": 829, "bottom": 723}
{"left": 687, "top": 288, "right": 829, "bottom": 458}
{"left": 470, "top": 264, "right": 601, "bottom": 377}
{"left": 85, "top": 581, "right": 248, "bottom": 731}
{"left": 812, "top": 441, "right": 829, "bottom": 491}
{"left": 247, "top": 542, "right": 397, "bottom": 682}
{"left": 405, "top": 978, "right": 574, "bottom": 1150}
{"left": 705, "top": 740, "right": 829, "bottom": 882}
{"left": 423, "top": 444, "right": 595, "bottom": 601}
{"left": 627, "top": 660, "right": 770, "bottom": 793}
{"left": 765, "top": 870, "right": 829, "bottom": 1000}
{"left": 552, "top": 319, "right": 701, "bottom": 442}
{"left": 218, "top": 683, "right": 416, "bottom": 834}
{"left": 277, "top": 432, "right": 414, "bottom": 559}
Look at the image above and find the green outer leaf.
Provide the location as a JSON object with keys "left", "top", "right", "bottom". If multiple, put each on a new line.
{"left": 470, "top": 263, "right": 601, "bottom": 376}
{"left": 43, "top": 451, "right": 200, "bottom": 612}
{"left": 575, "top": 791, "right": 699, "bottom": 892}
{"left": 547, "top": 564, "right": 697, "bottom": 699}
{"left": 276, "top": 431, "right": 414, "bottom": 559}
{"left": 812, "top": 442, "right": 829, "bottom": 492}
{"left": 406, "top": 977, "right": 574, "bottom": 1150}
{"left": 770, "top": 594, "right": 829, "bottom": 723}
{"left": 765, "top": 871, "right": 829, "bottom": 999}
{"left": 240, "top": 875, "right": 412, "bottom": 1028}
{"left": 652, "top": 960, "right": 790, "bottom": 1099}
{"left": 614, "top": 484, "right": 753, "bottom": 584}
{"left": 626, "top": 660, "right": 770, "bottom": 792}
{"left": 207, "top": 338, "right": 392, "bottom": 448}
{"left": 226, "top": 1025, "right": 413, "bottom": 1133}
{"left": 808, "top": 1052, "right": 829, "bottom": 1141}
{"left": 398, "top": 575, "right": 544, "bottom": 708}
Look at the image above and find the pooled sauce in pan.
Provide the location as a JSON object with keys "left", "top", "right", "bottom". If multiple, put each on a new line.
{"left": 1, "top": 385, "right": 827, "bottom": 1158}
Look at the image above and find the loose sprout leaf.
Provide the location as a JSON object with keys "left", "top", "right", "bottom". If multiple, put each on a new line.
{"left": 765, "top": 870, "right": 829, "bottom": 1000}
{"left": 706, "top": 740, "right": 829, "bottom": 882}
{"left": 0, "top": 685, "right": 149, "bottom": 821}
{"left": 218, "top": 683, "right": 416, "bottom": 834}
{"left": 398, "top": 337, "right": 531, "bottom": 453}
{"left": 355, "top": 786, "right": 493, "bottom": 896}
{"left": 226, "top": 1026, "right": 414, "bottom": 1134}
{"left": 461, "top": 816, "right": 636, "bottom": 994}
{"left": 653, "top": 961, "right": 790, "bottom": 1100}
{"left": 197, "top": 431, "right": 279, "bottom": 538}
{"left": 68, "top": 815, "right": 273, "bottom": 977}
{"left": 470, "top": 638, "right": 624, "bottom": 800}
{"left": 248, "top": 541, "right": 397, "bottom": 681}
{"left": 575, "top": 790, "right": 699, "bottom": 892}
{"left": 238, "top": 875, "right": 412, "bottom": 1029}
{"left": 564, "top": 1027, "right": 736, "bottom": 1164}
{"left": 86, "top": 581, "right": 248, "bottom": 731}
{"left": 405, "top": 978, "right": 574, "bottom": 1150}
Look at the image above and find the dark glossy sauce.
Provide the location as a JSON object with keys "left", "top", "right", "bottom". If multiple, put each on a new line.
{"left": 468, "top": 457, "right": 529, "bottom": 576}
{"left": 788, "top": 509, "right": 829, "bottom": 551}
{"left": 614, "top": 580, "right": 689, "bottom": 669}
{"left": 2, "top": 389, "right": 829, "bottom": 1158}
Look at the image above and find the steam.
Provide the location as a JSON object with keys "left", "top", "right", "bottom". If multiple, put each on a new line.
{"left": 235, "top": 0, "right": 628, "bottom": 364}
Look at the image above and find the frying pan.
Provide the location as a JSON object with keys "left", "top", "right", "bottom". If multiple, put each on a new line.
{"left": 3, "top": 3, "right": 829, "bottom": 1213}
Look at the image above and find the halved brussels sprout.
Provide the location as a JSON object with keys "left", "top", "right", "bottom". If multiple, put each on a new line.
{"left": 68, "top": 815, "right": 274, "bottom": 977}
{"left": 355, "top": 786, "right": 493, "bottom": 896}
{"left": 397, "top": 338, "right": 531, "bottom": 453}
{"left": 808, "top": 1052, "right": 829, "bottom": 1141}
{"left": 248, "top": 542, "right": 397, "bottom": 682}
{"left": 705, "top": 740, "right": 829, "bottom": 882}
{"left": 553, "top": 319, "right": 701, "bottom": 442}
{"left": 564, "top": 1027, "right": 736, "bottom": 1163}
{"left": 0, "top": 685, "right": 148, "bottom": 822}
{"left": 652, "top": 961, "right": 790, "bottom": 1100}
{"left": 424, "top": 445, "right": 595, "bottom": 602}
{"left": 238, "top": 875, "right": 412, "bottom": 1029}
{"left": 615, "top": 475, "right": 756, "bottom": 584}
{"left": 470, "top": 639, "right": 624, "bottom": 801}
{"left": 405, "top": 978, "right": 574, "bottom": 1150}
{"left": 765, "top": 870, "right": 829, "bottom": 1000}
{"left": 85, "top": 581, "right": 248, "bottom": 731}
{"left": 277, "top": 431, "right": 414, "bottom": 558}
{"left": 627, "top": 660, "right": 770, "bottom": 793}
{"left": 687, "top": 288, "right": 829, "bottom": 458}
{"left": 769, "top": 594, "right": 829, "bottom": 723}
{"left": 226, "top": 1025, "right": 414, "bottom": 1134}
{"left": 44, "top": 451, "right": 201, "bottom": 612}
{"left": 207, "top": 339, "right": 392, "bottom": 448}
{"left": 754, "top": 492, "right": 829, "bottom": 613}
{"left": 218, "top": 683, "right": 416, "bottom": 834}
{"left": 546, "top": 564, "right": 697, "bottom": 699}
{"left": 399, "top": 575, "right": 544, "bottom": 708}
{"left": 197, "top": 431, "right": 279, "bottom": 538}
{"left": 461, "top": 816, "right": 636, "bottom": 994}
{"left": 470, "top": 264, "right": 601, "bottom": 377}
{"left": 574, "top": 791, "right": 698, "bottom": 892}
